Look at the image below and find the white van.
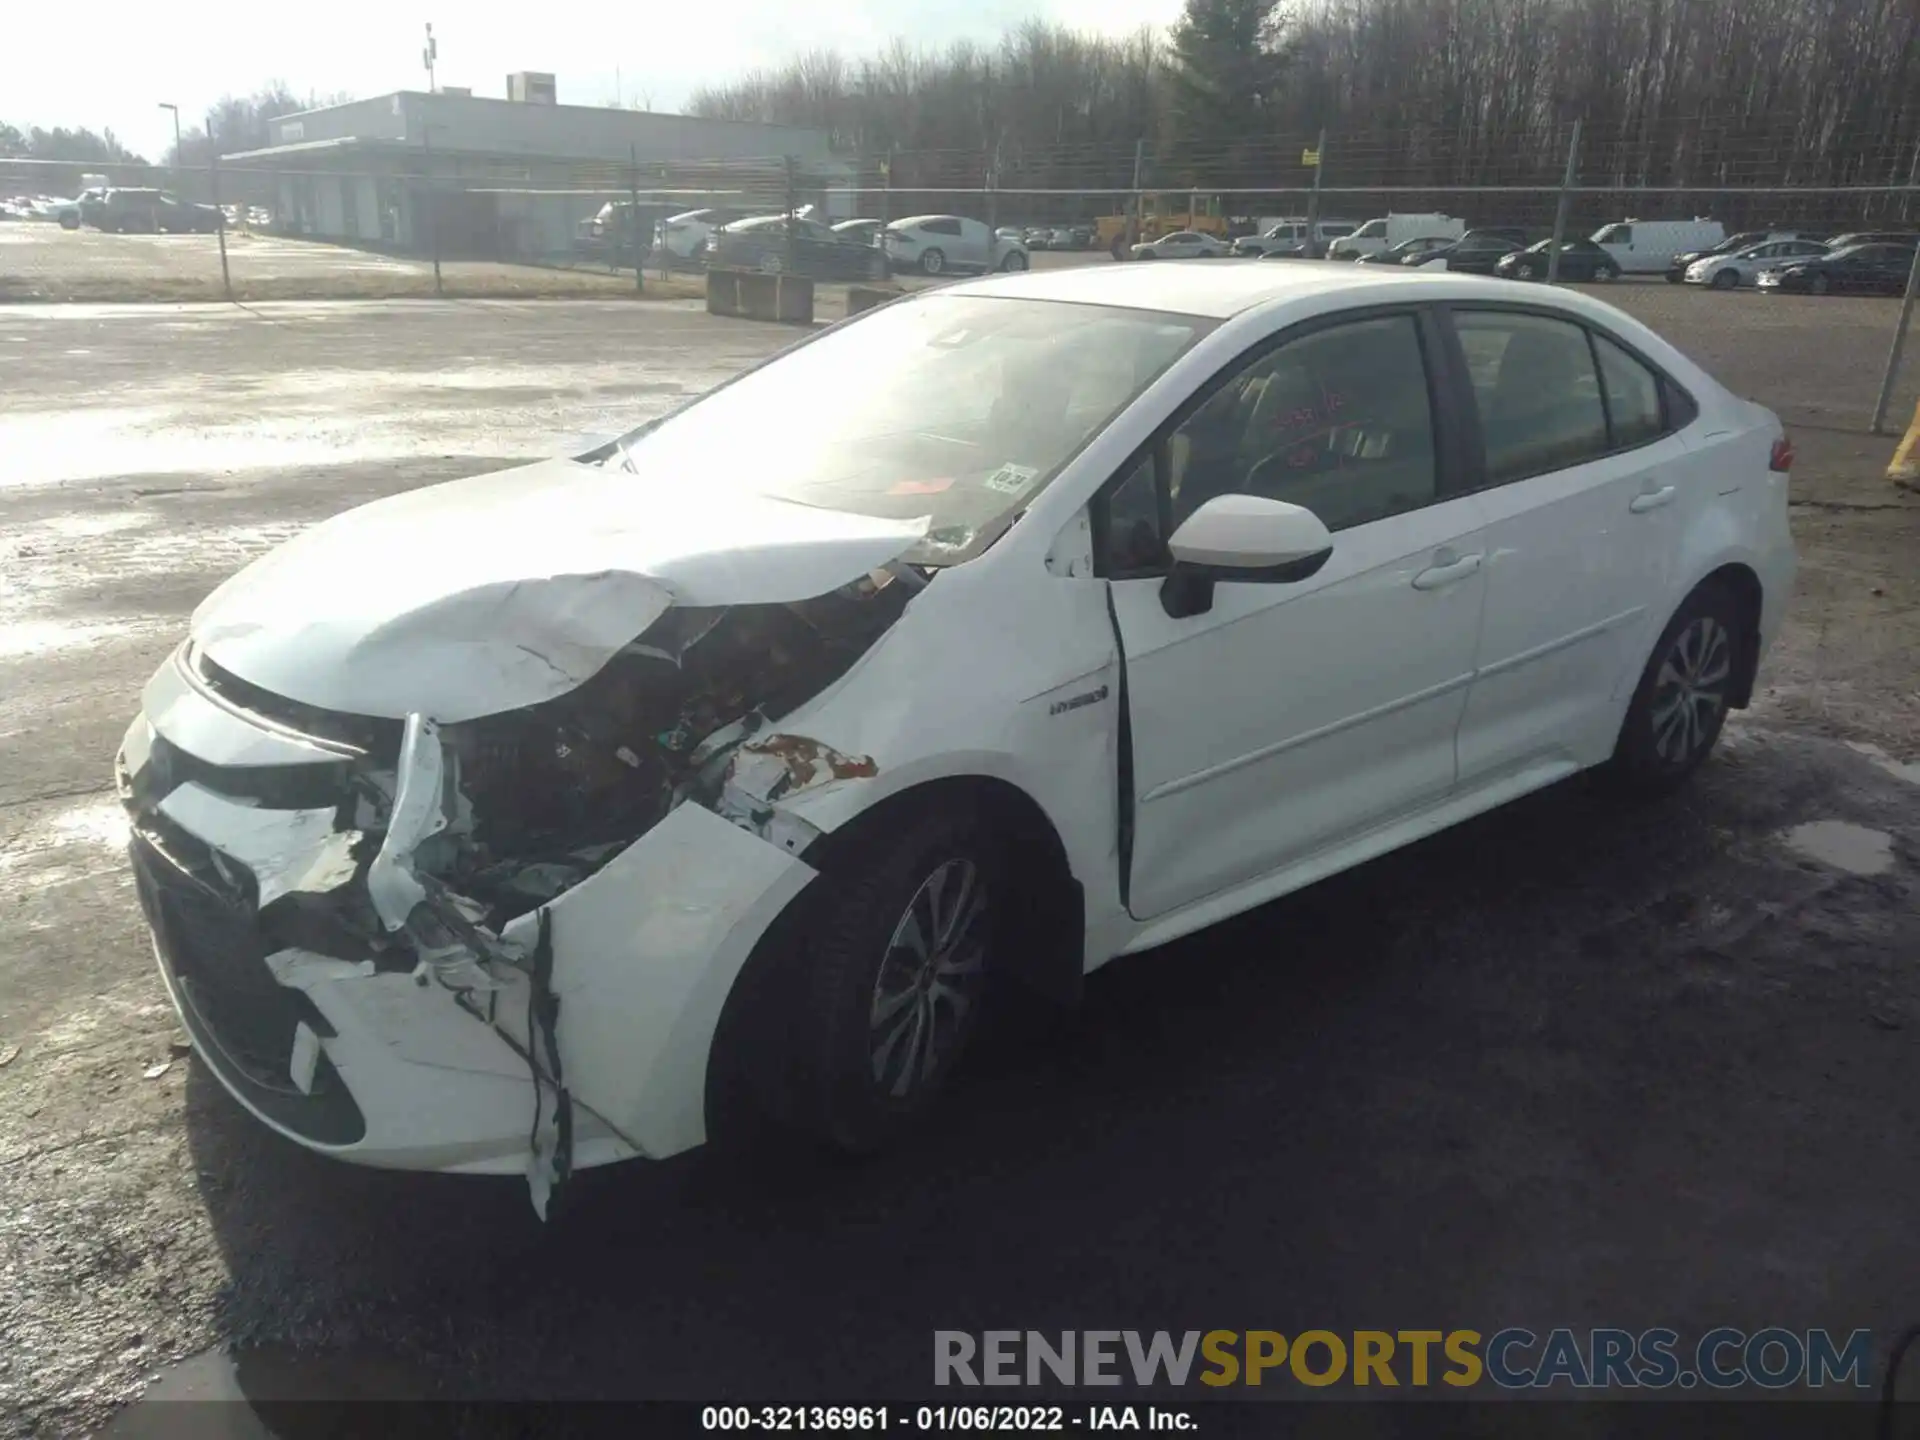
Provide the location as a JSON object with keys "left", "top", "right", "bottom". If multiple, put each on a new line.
{"left": 1590, "top": 218, "right": 1725, "bottom": 274}
{"left": 1231, "top": 217, "right": 1360, "bottom": 258}
{"left": 1327, "top": 213, "right": 1466, "bottom": 260}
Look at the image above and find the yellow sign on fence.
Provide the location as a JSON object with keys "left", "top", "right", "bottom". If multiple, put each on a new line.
{"left": 1302, "top": 148, "right": 1321, "bottom": 167}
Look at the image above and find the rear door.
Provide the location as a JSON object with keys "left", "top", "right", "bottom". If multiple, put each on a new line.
{"left": 1441, "top": 305, "right": 1699, "bottom": 784}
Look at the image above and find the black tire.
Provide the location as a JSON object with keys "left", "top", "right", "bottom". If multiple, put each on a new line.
{"left": 1594, "top": 263, "right": 1619, "bottom": 282}
{"left": 1710, "top": 268, "right": 1738, "bottom": 290}
{"left": 1000, "top": 250, "right": 1028, "bottom": 272}
{"left": 1810, "top": 272, "right": 1830, "bottom": 295}
{"left": 919, "top": 247, "right": 945, "bottom": 276}
{"left": 1664, "top": 271, "right": 1682, "bottom": 284}
{"left": 59, "top": 212, "right": 79, "bottom": 231}
{"left": 784, "top": 805, "right": 998, "bottom": 1154}
{"left": 1603, "top": 581, "right": 1747, "bottom": 798}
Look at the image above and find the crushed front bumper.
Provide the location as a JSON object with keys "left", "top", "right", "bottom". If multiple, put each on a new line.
{"left": 119, "top": 653, "right": 819, "bottom": 1188}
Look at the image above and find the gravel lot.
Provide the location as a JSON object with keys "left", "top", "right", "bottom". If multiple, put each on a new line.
{"left": 1, "top": 290, "right": 1918, "bottom": 1436}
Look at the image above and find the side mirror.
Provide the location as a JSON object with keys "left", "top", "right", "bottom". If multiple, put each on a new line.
{"left": 1160, "top": 494, "right": 1334, "bottom": 618}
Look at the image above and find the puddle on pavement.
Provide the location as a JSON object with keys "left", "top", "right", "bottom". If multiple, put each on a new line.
{"left": 1846, "top": 741, "right": 1920, "bottom": 786}
{"left": 1783, "top": 820, "right": 1896, "bottom": 876}
{"left": 99, "top": 1346, "right": 438, "bottom": 1439}
{"left": 0, "top": 617, "right": 143, "bottom": 659}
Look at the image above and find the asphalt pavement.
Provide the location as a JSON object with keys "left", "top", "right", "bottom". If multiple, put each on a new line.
{"left": 1, "top": 297, "right": 1918, "bottom": 1437}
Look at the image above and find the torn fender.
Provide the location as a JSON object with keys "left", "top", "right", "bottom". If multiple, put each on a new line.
{"left": 498, "top": 803, "right": 818, "bottom": 1160}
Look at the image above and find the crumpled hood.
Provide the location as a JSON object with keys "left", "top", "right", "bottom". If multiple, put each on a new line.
{"left": 191, "top": 457, "right": 929, "bottom": 723}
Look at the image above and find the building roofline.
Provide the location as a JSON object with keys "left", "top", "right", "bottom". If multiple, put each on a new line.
{"left": 266, "top": 89, "right": 838, "bottom": 140}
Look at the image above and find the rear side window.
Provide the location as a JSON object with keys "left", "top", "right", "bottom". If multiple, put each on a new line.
{"left": 1453, "top": 311, "right": 1608, "bottom": 483}
{"left": 1592, "top": 334, "right": 1665, "bottom": 449}
{"left": 926, "top": 218, "right": 962, "bottom": 236}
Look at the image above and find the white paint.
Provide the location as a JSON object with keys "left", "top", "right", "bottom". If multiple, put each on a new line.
{"left": 1166, "top": 494, "right": 1332, "bottom": 571}
{"left": 1784, "top": 821, "right": 1896, "bottom": 877}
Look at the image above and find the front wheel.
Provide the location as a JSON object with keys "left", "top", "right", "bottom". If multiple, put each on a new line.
{"left": 919, "top": 248, "right": 945, "bottom": 276}
{"left": 1603, "top": 582, "right": 1745, "bottom": 797}
{"left": 1711, "top": 269, "right": 1738, "bottom": 290}
{"left": 1810, "top": 273, "right": 1830, "bottom": 295}
{"left": 783, "top": 809, "right": 997, "bottom": 1153}
{"left": 1594, "top": 264, "right": 1619, "bottom": 282}
{"left": 1000, "top": 250, "right": 1028, "bottom": 272}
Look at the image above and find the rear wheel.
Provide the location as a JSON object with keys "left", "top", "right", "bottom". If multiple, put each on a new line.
{"left": 1603, "top": 582, "right": 1746, "bottom": 797}
{"left": 1810, "top": 273, "right": 1830, "bottom": 295}
{"left": 1594, "top": 263, "right": 1619, "bottom": 282}
{"left": 1000, "top": 249, "right": 1028, "bottom": 272}
{"left": 919, "top": 248, "right": 946, "bottom": 276}
{"left": 1710, "top": 268, "right": 1738, "bottom": 290}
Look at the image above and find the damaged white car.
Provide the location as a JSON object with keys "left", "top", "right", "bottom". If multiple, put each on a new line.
{"left": 119, "top": 263, "right": 1794, "bottom": 1214}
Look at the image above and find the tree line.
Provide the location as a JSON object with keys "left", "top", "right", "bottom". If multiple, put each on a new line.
{"left": 687, "top": 0, "right": 1920, "bottom": 194}
{"left": 2, "top": 84, "right": 352, "bottom": 178}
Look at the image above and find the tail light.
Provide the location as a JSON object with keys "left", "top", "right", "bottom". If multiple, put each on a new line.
{"left": 1769, "top": 436, "right": 1794, "bottom": 472}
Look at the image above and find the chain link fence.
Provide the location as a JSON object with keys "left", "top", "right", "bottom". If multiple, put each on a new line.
{"left": 3, "top": 121, "right": 1915, "bottom": 435}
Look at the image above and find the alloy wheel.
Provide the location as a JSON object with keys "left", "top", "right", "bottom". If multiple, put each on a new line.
{"left": 868, "top": 859, "right": 987, "bottom": 1100}
{"left": 1650, "top": 616, "right": 1733, "bottom": 765}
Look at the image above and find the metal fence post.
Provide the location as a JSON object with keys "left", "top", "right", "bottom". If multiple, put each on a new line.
{"left": 207, "top": 129, "right": 232, "bottom": 302}
{"left": 784, "top": 155, "right": 798, "bottom": 275}
{"left": 1125, "top": 137, "right": 1146, "bottom": 255}
{"left": 422, "top": 125, "right": 443, "bottom": 296}
{"left": 628, "top": 143, "right": 644, "bottom": 294}
{"left": 876, "top": 149, "right": 894, "bottom": 282}
{"left": 1546, "top": 118, "right": 1583, "bottom": 286}
{"left": 1871, "top": 243, "right": 1920, "bottom": 435}
{"left": 1305, "top": 128, "right": 1327, "bottom": 258}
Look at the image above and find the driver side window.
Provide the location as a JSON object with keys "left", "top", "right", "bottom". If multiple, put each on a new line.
{"left": 1168, "top": 314, "right": 1438, "bottom": 534}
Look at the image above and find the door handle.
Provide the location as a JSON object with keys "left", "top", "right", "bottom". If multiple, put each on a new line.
{"left": 1629, "top": 485, "right": 1677, "bottom": 513}
{"left": 1411, "top": 552, "right": 1484, "bottom": 590}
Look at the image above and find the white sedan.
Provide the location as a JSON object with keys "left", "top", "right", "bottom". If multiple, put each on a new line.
{"left": 1132, "top": 231, "right": 1233, "bottom": 260}
{"left": 1686, "top": 238, "right": 1829, "bottom": 289}
{"left": 118, "top": 263, "right": 1795, "bottom": 1214}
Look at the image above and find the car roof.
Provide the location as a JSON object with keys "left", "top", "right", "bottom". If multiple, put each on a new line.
{"left": 950, "top": 257, "right": 1570, "bottom": 320}
{"left": 895, "top": 214, "right": 965, "bottom": 227}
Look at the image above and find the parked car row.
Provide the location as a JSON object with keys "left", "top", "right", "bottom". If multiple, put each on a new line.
{"left": 1668, "top": 229, "right": 1918, "bottom": 295}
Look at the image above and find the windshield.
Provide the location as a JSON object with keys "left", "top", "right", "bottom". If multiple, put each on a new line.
{"left": 612, "top": 295, "right": 1211, "bottom": 565}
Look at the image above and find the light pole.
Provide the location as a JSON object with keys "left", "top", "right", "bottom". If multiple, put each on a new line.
{"left": 158, "top": 102, "right": 182, "bottom": 190}
{"left": 422, "top": 23, "right": 438, "bottom": 93}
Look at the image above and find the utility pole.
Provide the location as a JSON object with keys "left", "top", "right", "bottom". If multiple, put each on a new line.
{"left": 207, "top": 110, "right": 231, "bottom": 301}
{"left": 158, "top": 103, "right": 182, "bottom": 192}
{"left": 1123, "top": 136, "right": 1145, "bottom": 257}
{"left": 422, "top": 23, "right": 438, "bottom": 93}
{"left": 628, "top": 143, "right": 644, "bottom": 294}
{"left": 421, "top": 123, "right": 443, "bottom": 295}
{"left": 1547, "top": 118, "right": 1582, "bottom": 286}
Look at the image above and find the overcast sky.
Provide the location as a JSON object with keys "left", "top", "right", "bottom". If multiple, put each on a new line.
{"left": 13, "top": 0, "right": 1181, "bottom": 160}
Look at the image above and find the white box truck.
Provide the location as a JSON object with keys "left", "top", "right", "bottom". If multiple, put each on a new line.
{"left": 1591, "top": 218, "right": 1725, "bottom": 274}
{"left": 1326, "top": 213, "right": 1466, "bottom": 260}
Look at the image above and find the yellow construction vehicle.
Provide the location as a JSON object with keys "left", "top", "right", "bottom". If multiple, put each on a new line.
{"left": 1097, "top": 192, "right": 1228, "bottom": 255}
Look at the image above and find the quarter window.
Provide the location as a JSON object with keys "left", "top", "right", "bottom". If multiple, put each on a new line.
{"left": 1592, "top": 333, "right": 1666, "bottom": 448}
{"left": 1453, "top": 311, "right": 1609, "bottom": 482}
{"left": 1167, "top": 314, "right": 1438, "bottom": 534}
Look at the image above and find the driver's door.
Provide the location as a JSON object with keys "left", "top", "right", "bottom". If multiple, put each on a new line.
{"left": 1102, "top": 309, "right": 1490, "bottom": 920}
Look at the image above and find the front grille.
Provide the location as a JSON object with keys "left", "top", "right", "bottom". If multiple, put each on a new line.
{"left": 133, "top": 833, "right": 365, "bottom": 1145}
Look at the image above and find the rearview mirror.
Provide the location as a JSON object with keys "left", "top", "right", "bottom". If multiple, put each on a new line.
{"left": 1160, "top": 495, "right": 1334, "bottom": 618}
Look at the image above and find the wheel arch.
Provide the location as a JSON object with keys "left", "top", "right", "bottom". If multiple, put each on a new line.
{"left": 703, "top": 772, "right": 1086, "bottom": 1141}
{"left": 1691, "top": 560, "right": 1765, "bottom": 708}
